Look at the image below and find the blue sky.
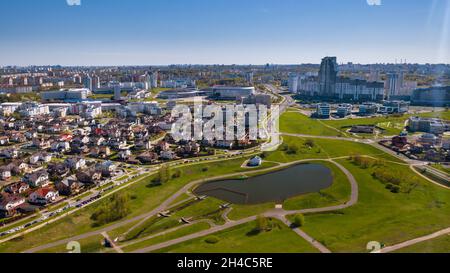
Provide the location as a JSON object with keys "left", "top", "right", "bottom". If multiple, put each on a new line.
{"left": 0, "top": 0, "right": 449, "bottom": 65}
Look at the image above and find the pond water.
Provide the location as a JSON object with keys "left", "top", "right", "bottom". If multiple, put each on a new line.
{"left": 193, "top": 163, "right": 333, "bottom": 205}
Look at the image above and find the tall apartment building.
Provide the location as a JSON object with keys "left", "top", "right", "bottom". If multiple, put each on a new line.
{"left": 318, "top": 57, "right": 338, "bottom": 97}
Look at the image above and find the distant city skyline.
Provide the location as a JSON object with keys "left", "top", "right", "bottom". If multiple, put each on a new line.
{"left": 0, "top": 0, "right": 449, "bottom": 66}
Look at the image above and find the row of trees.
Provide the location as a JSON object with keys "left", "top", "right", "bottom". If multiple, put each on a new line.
{"left": 91, "top": 192, "right": 131, "bottom": 227}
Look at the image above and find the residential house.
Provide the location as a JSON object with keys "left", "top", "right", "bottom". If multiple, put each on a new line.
{"left": 32, "top": 138, "right": 51, "bottom": 149}
{"left": 23, "top": 170, "right": 50, "bottom": 187}
{"left": 96, "top": 161, "right": 116, "bottom": 177}
{"left": 0, "top": 148, "right": 19, "bottom": 159}
{"left": 55, "top": 178, "right": 83, "bottom": 196}
{"left": 137, "top": 151, "right": 158, "bottom": 164}
{"left": 5, "top": 182, "right": 30, "bottom": 194}
{"left": 29, "top": 188, "right": 59, "bottom": 205}
{"left": 29, "top": 153, "right": 53, "bottom": 165}
{"left": 76, "top": 169, "right": 102, "bottom": 184}
{"left": 0, "top": 166, "right": 12, "bottom": 180}
{"left": 65, "top": 157, "right": 87, "bottom": 170}
{"left": 0, "top": 136, "right": 10, "bottom": 146}
{"left": 0, "top": 194, "right": 26, "bottom": 217}
{"left": 160, "top": 150, "right": 176, "bottom": 160}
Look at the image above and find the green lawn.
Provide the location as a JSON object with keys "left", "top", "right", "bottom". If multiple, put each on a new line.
{"left": 280, "top": 112, "right": 341, "bottom": 136}
{"left": 121, "top": 222, "right": 211, "bottom": 253}
{"left": 0, "top": 156, "right": 271, "bottom": 253}
{"left": 227, "top": 203, "right": 276, "bottom": 221}
{"left": 37, "top": 235, "right": 106, "bottom": 253}
{"left": 300, "top": 159, "right": 450, "bottom": 253}
{"left": 394, "top": 234, "right": 450, "bottom": 253}
{"left": 283, "top": 161, "right": 351, "bottom": 211}
{"left": 417, "top": 110, "right": 450, "bottom": 121}
{"left": 125, "top": 197, "right": 227, "bottom": 241}
{"left": 320, "top": 110, "right": 450, "bottom": 137}
{"left": 323, "top": 115, "right": 408, "bottom": 136}
{"left": 154, "top": 219, "right": 320, "bottom": 253}
{"left": 265, "top": 136, "right": 404, "bottom": 163}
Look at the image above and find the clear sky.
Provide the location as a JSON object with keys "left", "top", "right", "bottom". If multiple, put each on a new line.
{"left": 0, "top": 0, "right": 449, "bottom": 66}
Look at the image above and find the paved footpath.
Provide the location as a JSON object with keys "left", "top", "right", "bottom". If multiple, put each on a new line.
{"left": 379, "top": 227, "right": 450, "bottom": 253}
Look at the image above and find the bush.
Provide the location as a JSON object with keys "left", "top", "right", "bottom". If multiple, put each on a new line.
{"left": 172, "top": 170, "right": 182, "bottom": 179}
{"left": 350, "top": 155, "right": 376, "bottom": 169}
{"left": 205, "top": 236, "right": 220, "bottom": 244}
{"left": 304, "top": 139, "right": 315, "bottom": 148}
{"left": 293, "top": 214, "right": 305, "bottom": 228}
{"left": 255, "top": 215, "right": 269, "bottom": 232}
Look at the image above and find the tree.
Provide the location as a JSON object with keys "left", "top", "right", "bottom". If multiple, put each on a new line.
{"left": 91, "top": 192, "right": 131, "bottom": 226}
{"left": 153, "top": 164, "right": 171, "bottom": 185}
{"left": 255, "top": 215, "right": 269, "bottom": 233}
{"left": 293, "top": 214, "right": 305, "bottom": 228}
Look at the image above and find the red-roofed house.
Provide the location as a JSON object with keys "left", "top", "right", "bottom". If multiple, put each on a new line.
{"left": 29, "top": 188, "right": 59, "bottom": 205}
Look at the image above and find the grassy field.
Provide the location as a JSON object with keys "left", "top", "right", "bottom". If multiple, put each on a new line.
{"left": 323, "top": 115, "right": 407, "bottom": 136}
{"left": 227, "top": 203, "right": 276, "bottom": 221}
{"left": 280, "top": 112, "right": 342, "bottom": 136}
{"left": 154, "top": 219, "right": 320, "bottom": 253}
{"left": 283, "top": 161, "right": 351, "bottom": 211}
{"left": 265, "top": 135, "right": 404, "bottom": 163}
{"left": 394, "top": 234, "right": 450, "bottom": 253}
{"left": 37, "top": 235, "right": 106, "bottom": 253}
{"left": 125, "top": 197, "right": 227, "bottom": 241}
{"left": 299, "top": 159, "right": 450, "bottom": 253}
{"left": 0, "top": 156, "right": 267, "bottom": 253}
{"left": 418, "top": 110, "right": 450, "bottom": 121}
{"left": 121, "top": 222, "right": 211, "bottom": 253}
{"left": 320, "top": 110, "right": 450, "bottom": 137}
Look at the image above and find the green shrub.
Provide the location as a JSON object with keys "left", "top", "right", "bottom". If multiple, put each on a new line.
{"left": 293, "top": 214, "right": 305, "bottom": 228}
{"left": 205, "top": 236, "right": 220, "bottom": 244}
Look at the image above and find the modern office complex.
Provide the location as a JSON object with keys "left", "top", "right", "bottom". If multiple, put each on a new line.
{"left": 315, "top": 103, "right": 331, "bottom": 118}
{"left": 408, "top": 117, "right": 448, "bottom": 135}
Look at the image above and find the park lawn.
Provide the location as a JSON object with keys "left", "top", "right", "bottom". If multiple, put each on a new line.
{"left": 125, "top": 197, "right": 227, "bottom": 241}
{"left": 394, "top": 234, "right": 450, "bottom": 253}
{"left": 265, "top": 136, "right": 404, "bottom": 163}
{"left": 300, "top": 159, "right": 450, "bottom": 253}
{"left": 280, "top": 111, "right": 341, "bottom": 136}
{"left": 154, "top": 219, "right": 320, "bottom": 253}
{"left": 121, "top": 222, "right": 211, "bottom": 253}
{"left": 0, "top": 157, "right": 267, "bottom": 253}
{"left": 37, "top": 235, "right": 106, "bottom": 253}
{"left": 227, "top": 203, "right": 275, "bottom": 221}
{"left": 168, "top": 193, "right": 193, "bottom": 207}
{"left": 174, "top": 197, "right": 226, "bottom": 223}
{"left": 283, "top": 161, "right": 351, "bottom": 211}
